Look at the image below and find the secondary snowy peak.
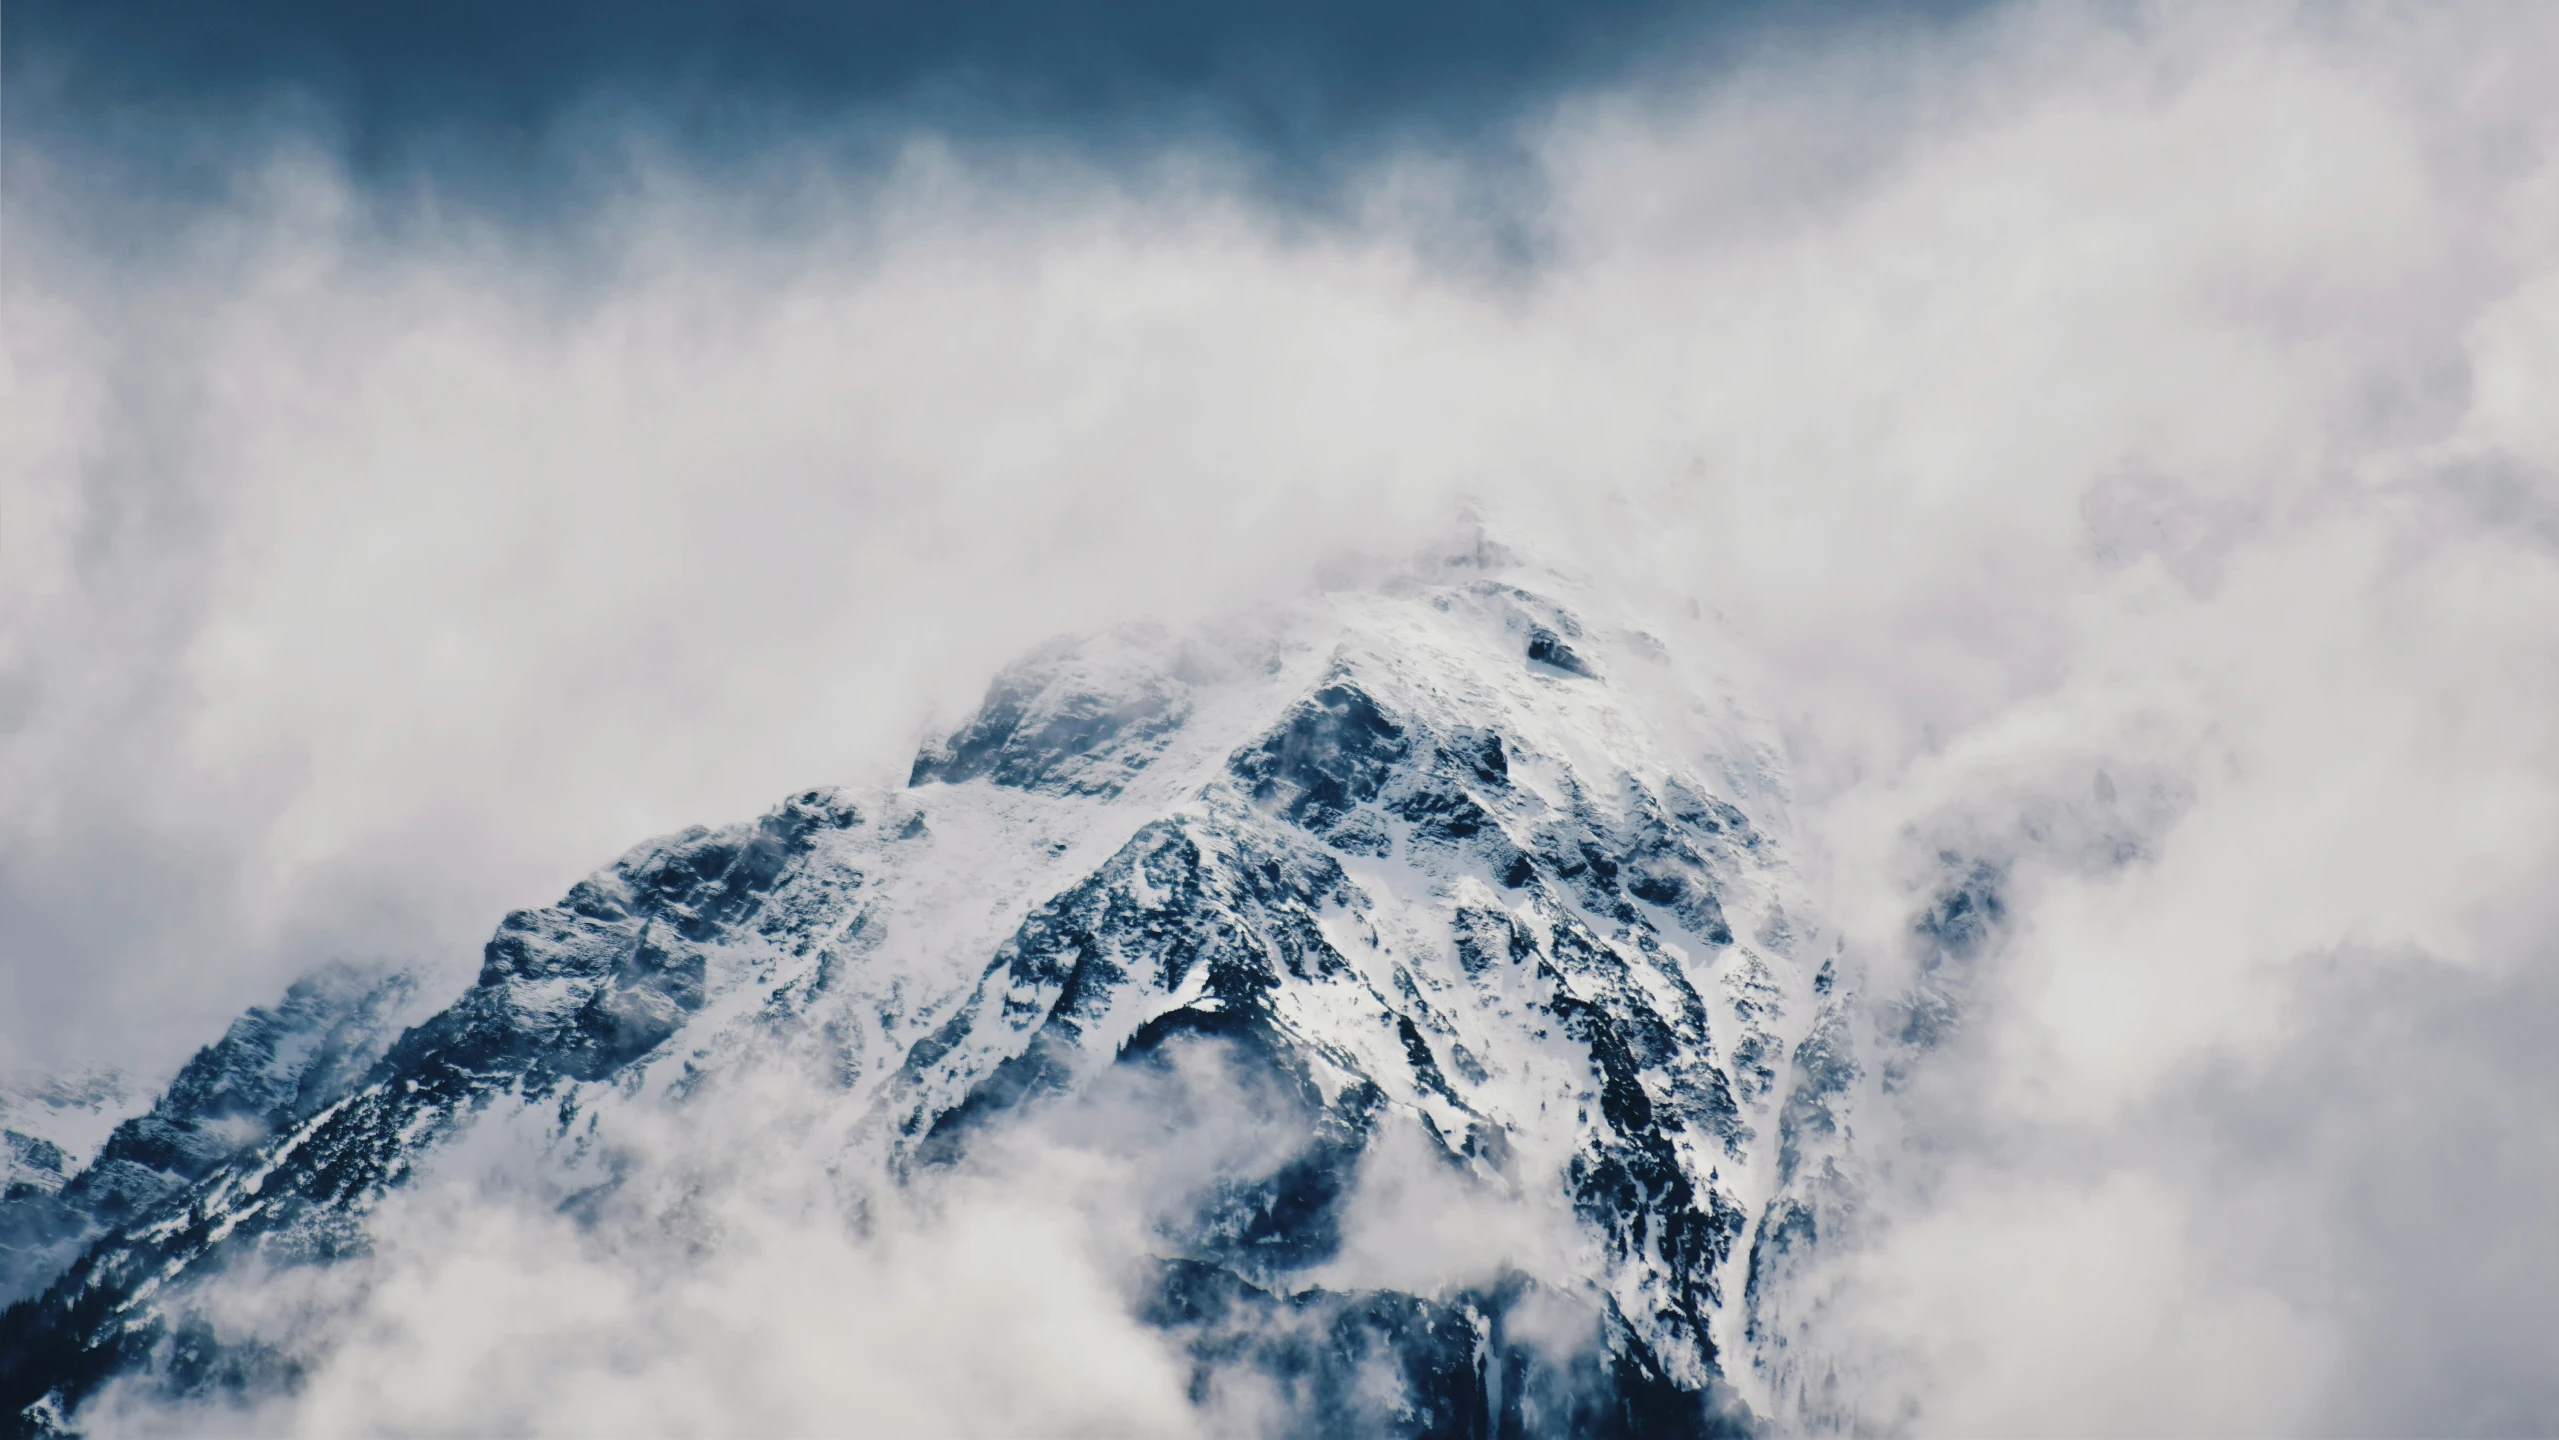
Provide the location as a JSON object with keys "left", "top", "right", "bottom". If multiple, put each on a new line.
{"left": 0, "top": 966, "right": 418, "bottom": 1313}
{"left": 0, "top": 1075, "right": 140, "bottom": 1206}
{"left": 906, "top": 625, "right": 1202, "bottom": 797}
{"left": 3, "top": 551, "right": 1831, "bottom": 1438}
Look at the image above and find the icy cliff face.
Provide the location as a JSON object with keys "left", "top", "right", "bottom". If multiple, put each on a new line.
{"left": 0, "top": 550, "right": 1848, "bottom": 1438}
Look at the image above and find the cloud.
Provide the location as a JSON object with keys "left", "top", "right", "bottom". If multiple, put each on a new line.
{"left": 90, "top": 1163, "right": 1208, "bottom": 1437}
{"left": 86, "top": 1016, "right": 1587, "bottom": 1437}
{"left": 6, "top": 0, "right": 2558, "bottom": 1431}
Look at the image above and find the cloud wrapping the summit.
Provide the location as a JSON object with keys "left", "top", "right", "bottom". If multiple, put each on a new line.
{"left": 5, "top": 0, "right": 2558, "bottom": 1432}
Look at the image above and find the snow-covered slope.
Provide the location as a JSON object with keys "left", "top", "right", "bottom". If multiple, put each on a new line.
{"left": 1, "top": 1075, "right": 142, "bottom": 1210}
{"left": 1, "top": 1074, "right": 145, "bottom": 1308}
{"left": 0, "top": 544, "right": 1848, "bottom": 1438}
{"left": 0, "top": 966, "right": 421, "bottom": 1318}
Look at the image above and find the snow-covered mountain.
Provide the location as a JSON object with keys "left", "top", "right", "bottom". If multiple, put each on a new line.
{"left": 0, "top": 540, "right": 1880, "bottom": 1438}
{"left": 1, "top": 1073, "right": 145, "bottom": 1305}
{"left": 0, "top": 968, "right": 422, "bottom": 1314}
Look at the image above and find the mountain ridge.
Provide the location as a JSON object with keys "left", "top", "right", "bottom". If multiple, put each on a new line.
{"left": 2, "top": 549, "right": 1848, "bottom": 1438}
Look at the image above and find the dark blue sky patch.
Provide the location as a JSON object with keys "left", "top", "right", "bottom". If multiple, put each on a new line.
{"left": 5, "top": 0, "right": 1984, "bottom": 209}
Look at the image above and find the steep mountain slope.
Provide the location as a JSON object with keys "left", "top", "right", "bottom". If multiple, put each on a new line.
{"left": 1, "top": 548, "right": 1840, "bottom": 1438}
{"left": 1, "top": 1074, "right": 143, "bottom": 1310}
{"left": 1, "top": 1077, "right": 140, "bottom": 1209}
{"left": 0, "top": 967, "right": 419, "bottom": 1315}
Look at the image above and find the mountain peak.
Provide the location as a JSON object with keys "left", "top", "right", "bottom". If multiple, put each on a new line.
{"left": 3, "top": 571, "right": 1826, "bottom": 1438}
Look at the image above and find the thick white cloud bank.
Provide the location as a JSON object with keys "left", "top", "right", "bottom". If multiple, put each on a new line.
{"left": 6, "top": 0, "right": 2559, "bottom": 1433}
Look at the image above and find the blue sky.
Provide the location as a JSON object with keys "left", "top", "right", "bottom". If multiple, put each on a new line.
{"left": 7, "top": 0, "right": 1978, "bottom": 200}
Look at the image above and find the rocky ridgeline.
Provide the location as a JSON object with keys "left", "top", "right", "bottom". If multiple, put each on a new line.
{"left": 0, "top": 968, "right": 419, "bottom": 1315}
{"left": 2, "top": 553, "right": 1867, "bottom": 1439}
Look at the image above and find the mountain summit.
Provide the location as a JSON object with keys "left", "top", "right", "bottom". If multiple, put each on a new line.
{"left": 1, "top": 545, "right": 1862, "bottom": 1437}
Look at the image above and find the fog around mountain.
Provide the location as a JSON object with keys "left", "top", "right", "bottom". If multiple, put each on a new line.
{"left": 5, "top": 2, "right": 2558, "bottom": 1434}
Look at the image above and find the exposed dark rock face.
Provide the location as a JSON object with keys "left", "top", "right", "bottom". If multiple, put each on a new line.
{"left": 1526, "top": 627, "right": 1596, "bottom": 678}
{"left": 1231, "top": 679, "right": 1413, "bottom": 829}
{"left": 910, "top": 630, "right": 1195, "bottom": 798}
{"left": 1139, "top": 1259, "right": 1748, "bottom": 1440}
